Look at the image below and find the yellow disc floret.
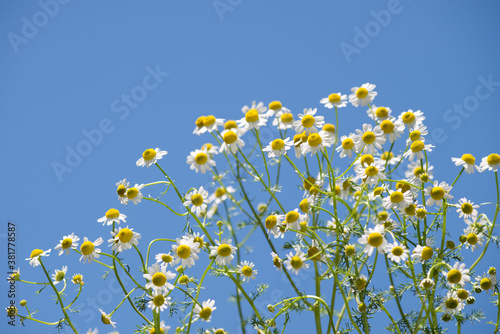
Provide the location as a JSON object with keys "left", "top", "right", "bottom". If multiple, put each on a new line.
{"left": 367, "top": 233, "right": 383, "bottom": 247}
{"left": 223, "top": 131, "right": 237, "bottom": 144}
{"left": 117, "top": 228, "right": 133, "bottom": 243}
{"left": 356, "top": 87, "right": 368, "bottom": 99}
{"left": 271, "top": 139, "right": 285, "bottom": 150}
{"left": 245, "top": 109, "right": 259, "bottom": 123}
{"left": 328, "top": 93, "right": 341, "bottom": 103}
{"left": 195, "top": 152, "right": 208, "bottom": 165}
{"left": 80, "top": 241, "right": 95, "bottom": 256}
{"left": 142, "top": 149, "right": 156, "bottom": 161}
{"left": 217, "top": 244, "right": 232, "bottom": 257}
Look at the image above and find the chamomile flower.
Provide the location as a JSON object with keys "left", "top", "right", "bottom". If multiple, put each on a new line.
{"left": 465, "top": 216, "right": 490, "bottom": 234}
{"left": 209, "top": 186, "right": 235, "bottom": 205}
{"left": 193, "top": 299, "right": 216, "bottom": 322}
{"left": 442, "top": 262, "right": 470, "bottom": 287}
{"left": 463, "top": 229, "right": 484, "bottom": 252}
{"left": 348, "top": 83, "right": 377, "bottom": 107}
{"left": 380, "top": 151, "right": 400, "bottom": 166}
{"left": 219, "top": 129, "right": 245, "bottom": 154}
{"left": 272, "top": 112, "right": 295, "bottom": 130}
{"left": 183, "top": 186, "right": 210, "bottom": 215}
{"left": 387, "top": 242, "right": 409, "bottom": 264}
{"left": 456, "top": 198, "right": 479, "bottom": 220}
{"left": 108, "top": 226, "right": 141, "bottom": 253}
{"left": 52, "top": 266, "right": 67, "bottom": 285}
{"left": 293, "top": 133, "right": 305, "bottom": 159}
{"left": 97, "top": 208, "right": 127, "bottom": 226}
{"left": 155, "top": 253, "right": 174, "bottom": 268}
{"left": 382, "top": 189, "right": 413, "bottom": 211}
{"left": 72, "top": 273, "right": 84, "bottom": 285}
{"left": 116, "top": 179, "right": 130, "bottom": 204}
{"left": 320, "top": 92, "right": 347, "bottom": 109}
{"left": 263, "top": 137, "right": 294, "bottom": 158}
{"left": 54, "top": 233, "right": 79, "bottom": 256}
{"left": 265, "top": 214, "right": 284, "bottom": 239}
{"left": 143, "top": 263, "right": 176, "bottom": 292}
{"left": 403, "top": 140, "right": 434, "bottom": 161}
{"left": 242, "top": 100, "right": 268, "bottom": 117}
{"left": 79, "top": 237, "right": 103, "bottom": 264}
{"left": 238, "top": 261, "right": 258, "bottom": 282}
{"left": 193, "top": 116, "right": 206, "bottom": 135}
{"left": 379, "top": 119, "right": 403, "bottom": 144}
{"left": 277, "top": 209, "right": 308, "bottom": 231}
{"left": 99, "top": 309, "right": 116, "bottom": 329}
{"left": 395, "top": 109, "right": 425, "bottom": 130}
{"left": 425, "top": 181, "right": 453, "bottom": 207}
{"left": 187, "top": 149, "right": 216, "bottom": 174}
{"left": 268, "top": 100, "right": 291, "bottom": 118}
{"left": 440, "top": 291, "right": 464, "bottom": 315}
{"left": 293, "top": 108, "right": 325, "bottom": 134}
{"left": 26, "top": 249, "right": 50, "bottom": 267}
{"left": 411, "top": 238, "right": 434, "bottom": 262}
{"left": 475, "top": 272, "right": 497, "bottom": 292}
{"left": 201, "top": 143, "right": 220, "bottom": 155}
{"left": 405, "top": 161, "right": 434, "bottom": 184}
{"left": 136, "top": 148, "right": 168, "bottom": 167}
{"left": 367, "top": 105, "right": 393, "bottom": 121}
{"left": 148, "top": 290, "right": 171, "bottom": 312}
{"left": 171, "top": 237, "right": 201, "bottom": 268}
{"left": 284, "top": 248, "right": 310, "bottom": 275}
{"left": 355, "top": 160, "right": 386, "bottom": 186}
{"left": 237, "top": 107, "right": 268, "bottom": 131}
{"left": 126, "top": 184, "right": 144, "bottom": 205}
{"left": 452, "top": 153, "right": 480, "bottom": 174}
{"left": 406, "top": 124, "right": 428, "bottom": 146}
{"left": 479, "top": 153, "right": 500, "bottom": 172}
{"left": 210, "top": 239, "right": 237, "bottom": 266}
{"left": 336, "top": 134, "right": 356, "bottom": 158}
{"left": 352, "top": 123, "right": 386, "bottom": 154}
{"left": 270, "top": 252, "right": 282, "bottom": 271}
{"left": 358, "top": 225, "right": 387, "bottom": 256}
{"left": 300, "top": 132, "right": 334, "bottom": 156}
{"left": 200, "top": 115, "right": 225, "bottom": 134}
{"left": 319, "top": 123, "right": 336, "bottom": 141}
{"left": 307, "top": 239, "right": 328, "bottom": 262}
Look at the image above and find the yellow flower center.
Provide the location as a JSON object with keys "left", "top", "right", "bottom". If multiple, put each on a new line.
{"left": 286, "top": 211, "right": 299, "bottom": 223}
{"left": 402, "top": 111, "right": 415, "bottom": 124}
{"left": 223, "top": 131, "right": 237, "bottom": 144}
{"left": 273, "top": 256, "right": 281, "bottom": 268}
{"left": 409, "top": 130, "right": 421, "bottom": 141}
{"left": 391, "top": 246, "right": 404, "bottom": 256}
{"left": 126, "top": 187, "right": 139, "bottom": 199}
{"left": 420, "top": 246, "right": 433, "bottom": 260}
{"left": 269, "top": 101, "right": 282, "bottom": 110}
{"left": 458, "top": 153, "right": 475, "bottom": 166}
{"left": 105, "top": 208, "right": 120, "bottom": 219}
{"left": 241, "top": 266, "right": 253, "bottom": 277}
{"left": 265, "top": 215, "right": 277, "bottom": 229}
{"left": 355, "top": 277, "right": 367, "bottom": 290}
{"left": 381, "top": 151, "right": 394, "bottom": 161}
{"left": 61, "top": 238, "right": 73, "bottom": 249}
{"left": 194, "top": 237, "right": 204, "bottom": 246}
{"left": 365, "top": 165, "right": 379, "bottom": 177}
{"left": 117, "top": 184, "right": 127, "bottom": 197}
{"left": 378, "top": 211, "right": 388, "bottom": 221}
{"left": 461, "top": 203, "right": 473, "bottom": 214}
{"left": 410, "top": 140, "right": 425, "bottom": 152}
{"left": 202, "top": 143, "right": 213, "bottom": 151}
{"left": 390, "top": 191, "right": 404, "bottom": 203}
{"left": 307, "top": 247, "right": 321, "bottom": 261}
{"left": 334, "top": 185, "right": 341, "bottom": 195}
{"left": 375, "top": 107, "right": 388, "bottom": 118}
{"left": 416, "top": 208, "right": 427, "bottom": 218}
{"left": 177, "top": 245, "right": 191, "bottom": 259}
{"left": 217, "top": 244, "right": 232, "bottom": 257}
{"left": 360, "top": 154, "right": 374, "bottom": 166}
{"left": 290, "top": 256, "right": 303, "bottom": 269}
{"left": 72, "top": 275, "right": 83, "bottom": 284}
{"left": 30, "top": 249, "right": 43, "bottom": 258}
{"left": 195, "top": 116, "right": 206, "bottom": 128}
{"left": 280, "top": 112, "right": 293, "bottom": 123}
{"left": 142, "top": 149, "right": 156, "bottom": 161}
{"left": 467, "top": 233, "right": 478, "bottom": 245}
{"left": 328, "top": 93, "right": 341, "bottom": 103}
{"left": 487, "top": 153, "right": 500, "bottom": 166}
{"left": 191, "top": 194, "right": 204, "bottom": 206}
{"left": 345, "top": 245, "right": 356, "bottom": 256}
{"left": 405, "top": 204, "right": 416, "bottom": 216}
{"left": 430, "top": 186, "right": 445, "bottom": 200}
{"left": 178, "top": 275, "right": 189, "bottom": 285}
{"left": 203, "top": 115, "right": 216, "bottom": 127}
{"left": 380, "top": 120, "right": 394, "bottom": 134}
{"left": 152, "top": 272, "right": 167, "bottom": 287}
{"left": 445, "top": 298, "right": 459, "bottom": 309}
{"left": 195, "top": 152, "right": 208, "bottom": 165}
{"left": 215, "top": 188, "right": 226, "bottom": 197}
{"left": 367, "top": 233, "right": 383, "bottom": 247}
{"left": 362, "top": 131, "right": 376, "bottom": 145}
{"left": 161, "top": 254, "right": 172, "bottom": 263}
{"left": 447, "top": 269, "right": 462, "bottom": 284}
{"left": 101, "top": 314, "right": 111, "bottom": 325}
{"left": 299, "top": 198, "right": 309, "bottom": 213}
{"left": 224, "top": 120, "right": 237, "bottom": 129}
{"left": 413, "top": 166, "right": 423, "bottom": 177}
{"left": 215, "top": 330, "right": 225, "bottom": 334}
{"left": 271, "top": 139, "right": 285, "bottom": 150}
{"left": 480, "top": 277, "right": 492, "bottom": 290}
{"left": 303, "top": 176, "right": 315, "bottom": 190}
{"left": 356, "top": 87, "right": 368, "bottom": 99}
{"left": 153, "top": 294, "right": 165, "bottom": 307}
{"left": 199, "top": 307, "right": 212, "bottom": 320}
{"left": 117, "top": 228, "right": 133, "bottom": 243}
{"left": 322, "top": 123, "right": 336, "bottom": 133}
{"left": 308, "top": 133, "right": 322, "bottom": 147}
{"left": 301, "top": 115, "right": 315, "bottom": 128}
{"left": 245, "top": 109, "right": 259, "bottom": 123}
{"left": 80, "top": 241, "right": 95, "bottom": 256}
{"left": 457, "top": 289, "right": 468, "bottom": 300}
{"left": 342, "top": 138, "right": 354, "bottom": 149}
{"left": 396, "top": 182, "right": 411, "bottom": 193}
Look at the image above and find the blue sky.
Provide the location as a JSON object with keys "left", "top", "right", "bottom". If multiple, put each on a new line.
{"left": 1, "top": 1, "right": 500, "bottom": 333}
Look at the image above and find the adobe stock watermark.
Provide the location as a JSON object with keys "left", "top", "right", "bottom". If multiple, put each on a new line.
{"left": 51, "top": 64, "right": 169, "bottom": 182}
{"left": 339, "top": 0, "right": 410, "bottom": 64}
{"left": 7, "top": 0, "right": 71, "bottom": 54}
{"left": 213, "top": 0, "right": 243, "bottom": 21}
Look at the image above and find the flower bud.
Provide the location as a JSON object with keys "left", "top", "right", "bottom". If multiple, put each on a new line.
{"left": 358, "top": 302, "right": 367, "bottom": 312}
{"left": 488, "top": 267, "right": 497, "bottom": 276}
{"left": 216, "top": 220, "right": 224, "bottom": 228}
{"left": 267, "top": 304, "right": 275, "bottom": 313}
{"left": 441, "top": 314, "right": 452, "bottom": 322}
{"left": 459, "top": 235, "right": 467, "bottom": 243}
{"left": 466, "top": 296, "right": 476, "bottom": 305}
{"left": 20, "top": 300, "right": 27, "bottom": 307}
{"left": 446, "top": 240, "right": 455, "bottom": 249}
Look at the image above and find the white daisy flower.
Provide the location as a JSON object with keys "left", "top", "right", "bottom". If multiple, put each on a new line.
{"left": 187, "top": 149, "right": 216, "bottom": 174}
{"left": 54, "top": 233, "right": 79, "bottom": 256}
{"left": 406, "top": 124, "right": 428, "bottom": 146}
{"left": 242, "top": 100, "right": 267, "bottom": 116}
{"left": 183, "top": 186, "right": 211, "bottom": 215}
{"left": 452, "top": 153, "right": 480, "bottom": 174}
{"left": 403, "top": 140, "right": 434, "bottom": 161}
{"left": 209, "top": 186, "right": 236, "bottom": 205}
{"left": 99, "top": 309, "right": 116, "bottom": 329}
{"left": 263, "top": 137, "right": 294, "bottom": 158}
{"left": 237, "top": 107, "right": 268, "bottom": 131}
{"left": 97, "top": 208, "right": 127, "bottom": 226}
{"left": 265, "top": 214, "right": 284, "bottom": 239}
{"left": 171, "top": 237, "right": 201, "bottom": 268}
{"left": 395, "top": 109, "right": 425, "bottom": 131}
{"left": 268, "top": 100, "right": 291, "bottom": 118}
{"left": 355, "top": 160, "right": 386, "bottom": 186}
{"left": 358, "top": 224, "right": 387, "bottom": 256}
{"left": 147, "top": 290, "right": 171, "bottom": 312}
{"left": 194, "top": 299, "right": 216, "bottom": 322}
{"left": 108, "top": 226, "right": 141, "bottom": 253}
{"left": 136, "top": 148, "right": 168, "bottom": 167}
{"left": 143, "top": 263, "right": 176, "bottom": 292}
{"left": 336, "top": 134, "right": 357, "bottom": 158}
{"left": 382, "top": 189, "right": 413, "bottom": 211}
{"left": 155, "top": 253, "right": 174, "bottom": 269}
{"left": 405, "top": 161, "right": 434, "bottom": 184}
{"left": 116, "top": 178, "right": 130, "bottom": 205}
{"left": 380, "top": 151, "right": 400, "bottom": 166}
{"left": 319, "top": 123, "right": 336, "bottom": 141}
{"left": 379, "top": 119, "right": 403, "bottom": 144}
{"left": 320, "top": 92, "right": 347, "bottom": 109}
{"left": 125, "top": 183, "right": 144, "bottom": 205}
{"left": 374, "top": 209, "right": 391, "bottom": 224}
{"left": 293, "top": 133, "right": 306, "bottom": 159}
{"left": 479, "top": 153, "right": 500, "bottom": 172}
{"left": 237, "top": 261, "right": 258, "bottom": 283}
{"left": 270, "top": 252, "right": 283, "bottom": 271}
{"left": 439, "top": 291, "right": 464, "bottom": 315}
{"left": 193, "top": 115, "right": 207, "bottom": 135}
{"left": 425, "top": 181, "right": 453, "bottom": 207}
{"left": 201, "top": 143, "right": 220, "bottom": 155}
{"left": 51, "top": 266, "right": 67, "bottom": 285}
{"left": 277, "top": 209, "right": 308, "bottom": 231}
{"left": 411, "top": 238, "right": 434, "bottom": 262}
{"left": 200, "top": 115, "right": 225, "bottom": 134}
{"left": 475, "top": 272, "right": 497, "bottom": 292}
{"left": 465, "top": 216, "right": 490, "bottom": 234}
{"left": 209, "top": 239, "right": 237, "bottom": 266}
{"left": 293, "top": 108, "right": 325, "bottom": 134}
{"left": 463, "top": 229, "right": 484, "bottom": 252}
{"left": 352, "top": 123, "right": 386, "bottom": 155}
{"left": 284, "top": 248, "right": 310, "bottom": 275}
{"left": 367, "top": 105, "right": 393, "bottom": 121}
{"left": 219, "top": 129, "right": 245, "bottom": 154}
{"left": 79, "top": 237, "right": 103, "bottom": 264}
{"left": 442, "top": 262, "right": 470, "bottom": 287}
{"left": 223, "top": 119, "right": 247, "bottom": 137}
{"left": 301, "top": 131, "right": 334, "bottom": 156}
{"left": 456, "top": 198, "right": 479, "bottom": 220}
{"left": 307, "top": 239, "right": 329, "bottom": 262}
{"left": 348, "top": 83, "right": 377, "bottom": 107}
{"left": 386, "top": 242, "right": 409, "bottom": 264}
{"left": 272, "top": 112, "right": 294, "bottom": 130}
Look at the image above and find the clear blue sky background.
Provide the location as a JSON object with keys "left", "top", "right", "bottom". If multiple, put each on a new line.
{"left": 1, "top": 1, "right": 500, "bottom": 333}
